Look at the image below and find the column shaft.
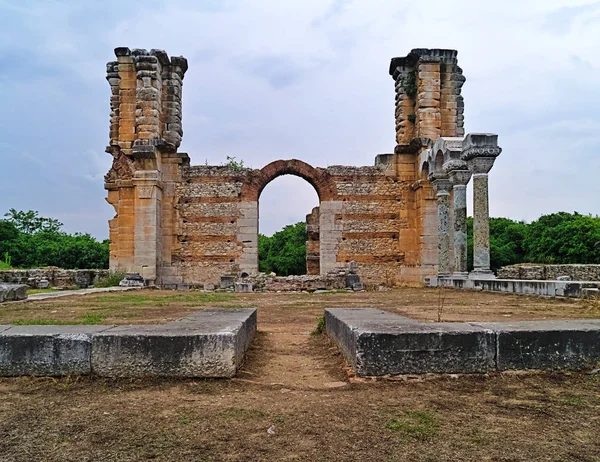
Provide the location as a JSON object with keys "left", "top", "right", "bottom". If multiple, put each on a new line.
{"left": 437, "top": 191, "right": 451, "bottom": 275}
{"left": 472, "top": 173, "right": 490, "bottom": 272}
{"left": 453, "top": 184, "right": 468, "bottom": 274}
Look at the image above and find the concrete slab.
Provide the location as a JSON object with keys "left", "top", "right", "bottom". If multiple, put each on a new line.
{"left": 92, "top": 308, "right": 256, "bottom": 378}
{"left": 325, "top": 308, "right": 495, "bottom": 376}
{"left": 0, "top": 325, "right": 112, "bottom": 376}
{"left": 471, "top": 320, "right": 600, "bottom": 371}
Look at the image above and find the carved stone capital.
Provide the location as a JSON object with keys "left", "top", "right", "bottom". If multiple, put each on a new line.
{"left": 468, "top": 156, "right": 496, "bottom": 175}
{"left": 461, "top": 133, "right": 502, "bottom": 161}
{"left": 430, "top": 172, "right": 452, "bottom": 195}
{"left": 448, "top": 169, "right": 471, "bottom": 187}
{"left": 443, "top": 158, "right": 468, "bottom": 174}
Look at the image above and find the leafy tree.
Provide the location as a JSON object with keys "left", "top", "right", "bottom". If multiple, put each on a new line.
{"left": 4, "top": 209, "right": 62, "bottom": 233}
{"left": 523, "top": 212, "right": 600, "bottom": 264}
{"left": 467, "top": 217, "right": 527, "bottom": 272}
{"left": 0, "top": 210, "right": 109, "bottom": 269}
{"left": 258, "top": 222, "right": 307, "bottom": 276}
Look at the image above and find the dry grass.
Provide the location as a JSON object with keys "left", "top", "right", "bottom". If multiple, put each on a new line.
{"left": 1, "top": 288, "right": 600, "bottom": 460}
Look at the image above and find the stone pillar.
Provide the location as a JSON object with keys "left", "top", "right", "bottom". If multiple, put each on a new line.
{"left": 461, "top": 134, "right": 502, "bottom": 278}
{"left": 132, "top": 170, "right": 163, "bottom": 284}
{"left": 319, "top": 200, "right": 344, "bottom": 274}
{"left": 446, "top": 161, "right": 471, "bottom": 277}
{"left": 431, "top": 174, "right": 452, "bottom": 276}
{"left": 306, "top": 206, "right": 320, "bottom": 275}
{"left": 104, "top": 47, "right": 188, "bottom": 282}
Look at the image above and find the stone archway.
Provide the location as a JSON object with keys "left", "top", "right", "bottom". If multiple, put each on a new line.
{"left": 237, "top": 159, "right": 339, "bottom": 276}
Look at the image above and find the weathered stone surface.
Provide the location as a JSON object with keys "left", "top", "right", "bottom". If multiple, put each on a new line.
{"left": 220, "top": 275, "right": 236, "bottom": 289}
{"left": 0, "top": 326, "right": 111, "bottom": 376}
{"left": 119, "top": 272, "right": 144, "bottom": 287}
{"left": 325, "top": 308, "right": 495, "bottom": 376}
{"left": 103, "top": 45, "right": 499, "bottom": 288}
{"left": 0, "top": 283, "right": 28, "bottom": 303}
{"left": 498, "top": 264, "right": 600, "bottom": 282}
{"left": 326, "top": 308, "right": 600, "bottom": 376}
{"left": 234, "top": 282, "right": 253, "bottom": 293}
{"left": 0, "top": 269, "right": 109, "bottom": 288}
{"left": 434, "top": 276, "right": 600, "bottom": 298}
{"left": 91, "top": 309, "right": 256, "bottom": 378}
{"left": 471, "top": 320, "right": 600, "bottom": 371}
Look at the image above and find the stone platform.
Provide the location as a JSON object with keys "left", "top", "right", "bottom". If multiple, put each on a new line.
{"left": 325, "top": 308, "right": 600, "bottom": 376}
{"left": 430, "top": 276, "right": 600, "bottom": 298}
{"left": 0, "top": 309, "right": 256, "bottom": 378}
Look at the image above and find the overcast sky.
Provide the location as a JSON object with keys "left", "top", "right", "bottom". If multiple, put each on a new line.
{"left": 1, "top": 0, "right": 599, "bottom": 238}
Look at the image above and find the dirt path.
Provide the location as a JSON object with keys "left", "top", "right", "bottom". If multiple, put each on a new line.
{"left": 238, "top": 310, "right": 348, "bottom": 390}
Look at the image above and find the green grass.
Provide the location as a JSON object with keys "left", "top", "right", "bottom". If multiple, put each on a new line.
{"left": 11, "top": 312, "right": 107, "bottom": 326}
{"left": 11, "top": 319, "right": 74, "bottom": 326}
{"left": 93, "top": 293, "right": 237, "bottom": 307}
{"left": 0, "top": 261, "right": 11, "bottom": 270}
{"left": 386, "top": 410, "right": 440, "bottom": 440}
{"left": 27, "top": 288, "right": 57, "bottom": 295}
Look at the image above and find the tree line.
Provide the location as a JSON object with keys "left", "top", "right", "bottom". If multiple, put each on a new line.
{"left": 0, "top": 209, "right": 109, "bottom": 269}
{"left": 468, "top": 212, "right": 600, "bottom": 272}
{"left": 1, "top": 209, "right": 598, "bottom": 273}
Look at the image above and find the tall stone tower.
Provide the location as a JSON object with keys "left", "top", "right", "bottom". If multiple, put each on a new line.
{"left": 104, "top": 47, "right": 189, "bottom": 284}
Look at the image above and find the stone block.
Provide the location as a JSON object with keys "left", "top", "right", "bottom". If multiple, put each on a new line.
{"left": 0, "top": 284, "right": 28, "bottom": 303}
{"left": 220, "top": 275, "right": 235, "bottom": 289}
{"left": 0, "top": 326, "right": 111, "bottom": 376}
{"left": 472, "top": 320, "right": 600, "bottom": 371}
{"left": 325, "top": 308, "right": 495, "bottom": 376}
{"left": 234, "top": 282, "right": 253, "bottom": 293}
{"left": 91, "top": 309, "right": 256, "bottom": 378}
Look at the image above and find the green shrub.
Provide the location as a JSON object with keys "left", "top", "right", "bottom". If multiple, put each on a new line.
{"left": 311, "top": 316, "right": 325, "bottom": 335}
{"left": 95, "top": 271, "right": 126, "bottom": 288}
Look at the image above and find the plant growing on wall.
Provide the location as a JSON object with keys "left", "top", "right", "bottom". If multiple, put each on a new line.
{"left": 224, "top": 156, "right": 245, "bottom": 172}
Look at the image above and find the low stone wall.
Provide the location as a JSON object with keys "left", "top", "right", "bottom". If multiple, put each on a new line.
{"left": 432, "top": 276, "right": 600, "bottom": 298}
{"left": 0, "top": 309, "right": 256, "bottom": 378}
{"left": 498, "top": 264, "right": 600, "bottom": 281}
{"left": 0, "top": 269, "right": 109, "bottom": 289}
{"left": 326, "top": 308, "right": 600, "bottom": 376}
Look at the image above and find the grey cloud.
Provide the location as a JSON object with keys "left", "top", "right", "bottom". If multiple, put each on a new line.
{"left": 0, "top": 0, "right": 599, "bottom": 240}
{"left": 543, "top": 2, "right": 600, "bottom": 35}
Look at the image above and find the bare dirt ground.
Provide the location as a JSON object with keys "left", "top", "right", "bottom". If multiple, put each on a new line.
{"left": 1, "top": 288, "right": 600, "bottom": 461}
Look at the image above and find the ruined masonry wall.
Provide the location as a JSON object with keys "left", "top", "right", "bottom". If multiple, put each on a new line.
{"left": 498, "top": 265, "right": 600, "bottom": 281}
{"left": 103, "top": 47, "right": 472, "bottom": 287}
{"left": 163, "top": 161, "right": 424, "bottom": 287}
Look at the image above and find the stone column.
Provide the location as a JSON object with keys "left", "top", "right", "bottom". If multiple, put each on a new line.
{"left": 132, "top": 169, "right": 163, "bottom": 284}
{"left": 461, "top": 134, "right": 502, "bottom": 279}
{"left": 431, "top": 174, "right": 452, "bottom": 276}
{"left": 446, "top": 161, "right": 471, "bottom": 277}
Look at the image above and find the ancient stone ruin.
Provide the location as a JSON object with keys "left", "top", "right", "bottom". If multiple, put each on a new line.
{"left": 104, "top": 47, "right": 501, "bottom": 288}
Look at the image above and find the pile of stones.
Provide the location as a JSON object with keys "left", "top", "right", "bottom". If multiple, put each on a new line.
{"left": 214, "top": 262, "right": 364, "bottom": 293}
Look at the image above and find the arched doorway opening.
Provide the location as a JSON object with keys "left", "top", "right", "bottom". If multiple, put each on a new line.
{"left": 238, "top": 159, "right": 338, "bottom": 276}
{"left": 258, "top": 175, "right": 319, "bottom": 275}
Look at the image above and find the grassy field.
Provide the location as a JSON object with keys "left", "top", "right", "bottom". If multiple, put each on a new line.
{"left": 1, "top": 288, "right": 599, "bottom": 460}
